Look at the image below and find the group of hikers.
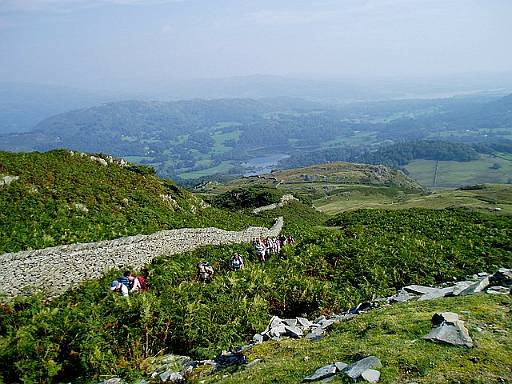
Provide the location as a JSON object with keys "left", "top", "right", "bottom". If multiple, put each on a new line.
{"left": 253, "top": 235, "right": 295, "bottom": 262}
{"left": 110, "top": 235, "right": 296, "bottom": 293}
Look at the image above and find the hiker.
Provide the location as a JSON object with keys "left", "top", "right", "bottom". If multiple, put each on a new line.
{"left": 231, "top": 253, "right": 244, "bottom": 271}
{"left": 128, "top": 274, "right": 146, "bottom": 292}
{"left": 110, "top": 280, "right": 129, "bottom": 296}
{"left": 118, "top": 271, "right": 131, "bottom": 289}
{"left": 254, "top": 238, "right": 266, "bottom": 262}
{"left": 197, "top": 261, "right": 214, "bottom": 282}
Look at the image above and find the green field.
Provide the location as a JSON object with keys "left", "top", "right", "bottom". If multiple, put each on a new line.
{"left": 211, "top": 129, "right": 240, "bottom": 154}
{"left": 405, "top": 155, "right": 512, "bottom": 188}
{"left": 179, "top": 161, "right": 235, "bottom": 180}
{"left": 314, "top": 184, "right": 512, "bottom": 216}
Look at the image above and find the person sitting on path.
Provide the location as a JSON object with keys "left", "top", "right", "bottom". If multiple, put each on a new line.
{"left": 118, "top": 271, "right": 131, "bottom": 289}
{"left": 128, "top": 274, "right": 143, "bottom": 292}
{"left": 231, "top": 253, "right": 244, "bottom": 271}
{"left": 110, "top": 280, "right": 129, "bottom": 297}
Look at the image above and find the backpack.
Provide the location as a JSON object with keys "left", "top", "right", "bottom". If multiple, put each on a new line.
{"left": 137, "top": 276, "right": 147, "bottom": 290}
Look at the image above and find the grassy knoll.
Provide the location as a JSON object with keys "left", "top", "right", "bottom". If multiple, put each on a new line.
{"left": 201, "top": 294, "right": 512, "bottom": 384}
{"left": 405, "top": 155, "right": 512, "bottom": 188}
{"left": 200, "top": 162, "right": 423, "bottom": 193}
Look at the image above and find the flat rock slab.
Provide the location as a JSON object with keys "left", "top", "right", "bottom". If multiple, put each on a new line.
{"left": 306, "top": 326, "right": 325, "bottom": 341}
{"left": 283, "top": 318, "right": 298, "bottom": 327}
{"left": 362, "top": 369, "right": 381, "bottom": 383}
{"left": 487, "top": 286, "right": 510, "bottom": 295}
{"left": 285, "top": 325, "right": 304, "bottom": 338}
{"left": 270, "top": 325, "right": 287, "bottom": 338}
{"left": 335, "top": 362, "right": 348, "bottom": 371}
{"left": 418, "top": 287, "right": 454, "bottom": 301}
{"left": 297, "top": 317, "right": 313, "bottom": 330}
{"left": 459, "top": 277, "right": 490, "bottom": 296}
{"left": 424, "top": 313, "right": 473, "bottom": 348}
{"left": 303, "top": 364, "right": 337, "bottom": 382}
{"left": 390, "top": 289, "right": 417, "bottom": 303}
{"left": 345, "top": 356, "right": 382, "bottom": 379}
{"left": 320, "top": 319, "right": 336, "bottom": 329}
{"left": 404, "top": 285, "right": 439, "bottom": 295}
{"left": 451, "top": 281, "right": 474, "bottom": 296}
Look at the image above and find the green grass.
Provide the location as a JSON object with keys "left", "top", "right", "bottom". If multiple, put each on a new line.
{"left": 211, "top": 130, "right": 241, "bottom": 154}
{"left": 321, "top": 132, "right": 378, "bottom": 147}
{"left": 200, "top": 294, "right": 512, "bottom": 384}
{"left": 405, "top": 156, "right": 512, "bottom": 188}
{"left": 122, "top": 156, "right": 154, "bottom": 163}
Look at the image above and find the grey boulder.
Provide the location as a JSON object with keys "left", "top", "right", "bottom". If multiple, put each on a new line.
{"left": 303, "top": 364, "right": 337, "bottom": 382}
{"left": 459, "top": 277, "right": 490, "bottom": 296}
{"left": 389, "top": 289, "right": 416, "bottom": 303}
{"left": 285, "top": 325, "right": 304, "bottom": 338}
{"left": 344, "top": 356, "right": 382, "bottom": 379}
{"left": 362, "top": 369, "right": 381, "bottom": 383}
{"left": 306, "top": 326, "right": 324, "bottom": 341}
{"left": 424, "top": 312, "right": 473, "bottom": 348}
{"left": 490, "top": 268, "right": 512, "bottom": 287}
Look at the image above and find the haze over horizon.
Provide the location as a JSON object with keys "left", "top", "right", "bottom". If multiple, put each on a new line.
{"left": 1, "top": 0, "right": 512, "bottom": 94}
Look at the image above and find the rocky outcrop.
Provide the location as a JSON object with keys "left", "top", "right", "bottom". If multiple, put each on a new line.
{"left": 0, "top": 175, "right": 19, "bottom": 187}
{"left": 0, "top": 217, "right": 283, "bottom": 299}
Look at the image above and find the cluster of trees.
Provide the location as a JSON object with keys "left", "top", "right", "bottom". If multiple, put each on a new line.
{"left": 280, "top": 140, "right": 481, "bottom": 169}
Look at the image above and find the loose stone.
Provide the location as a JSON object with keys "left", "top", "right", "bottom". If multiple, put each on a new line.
{"left": 361, "top": 369, "right": 381, "bottom": 383}
{"left": 303, "top": 364, "right": 337, "bottom": 382}
{"left": 344, "top": 356, "right": 382, "bottom": 380}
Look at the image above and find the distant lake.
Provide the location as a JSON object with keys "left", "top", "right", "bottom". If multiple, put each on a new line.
{"left": 243, "top": 153, "right": 290, "bottom": 176}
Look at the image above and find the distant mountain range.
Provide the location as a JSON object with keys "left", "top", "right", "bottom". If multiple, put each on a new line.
{"left": 0, "top": 93, "right": 511, "bottom": 183}
{"left": 2, "top": 73, "right": 512, "bottom": 135}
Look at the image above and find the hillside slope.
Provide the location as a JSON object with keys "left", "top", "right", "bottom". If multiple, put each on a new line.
{"left": 205, "top": 293, "right": 512, "bottom": 384}
{"left": 0, "top": 150, "right": 269, "bottom": 253}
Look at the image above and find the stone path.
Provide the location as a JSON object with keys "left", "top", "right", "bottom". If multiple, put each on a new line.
{"left": 0, "top": 217, "right": 284, "bottom": 299}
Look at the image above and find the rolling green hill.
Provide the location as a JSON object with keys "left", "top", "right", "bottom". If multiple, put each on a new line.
{"left": 199, "top": 162, "right": 512, "bottom": 216}
{"left": 0, "top": 150, "right": 270, "bottom": 253}
{"left": 199, "top": 162, "right": 423, "bottom": 194}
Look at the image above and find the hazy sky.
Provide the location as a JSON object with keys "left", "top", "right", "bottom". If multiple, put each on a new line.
{"left": 1, "top": 0, "right": 511, "bottom": 91}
